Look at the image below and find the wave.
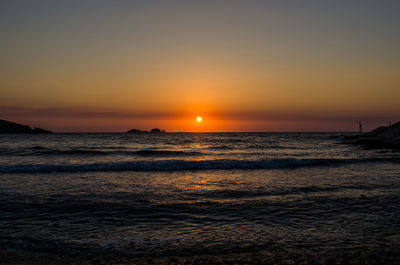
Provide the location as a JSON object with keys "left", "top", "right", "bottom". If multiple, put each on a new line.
{"left": 0, "top": 157, "right": 396, "bottom": 173}
{"left": 132, "top": 150, "right": 201, "bottom": 156}
{"left": 207, "top": 145, "right": 233, "bottom": 150}
{"left": 0, "top": 148, "right": 202, "bottom": 157}
{"left": 247, "top": 144, "right": 304, "bottom": 149}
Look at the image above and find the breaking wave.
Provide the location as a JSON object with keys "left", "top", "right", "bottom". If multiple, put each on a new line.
{"left": 0, "top": 148, "right": 202, "bottom": 157}
{"left": 0, "top": 157, "right": 396, "bottom": 173}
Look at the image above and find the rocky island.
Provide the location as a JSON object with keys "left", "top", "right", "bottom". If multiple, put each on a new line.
{"left": 0, "top": 119, "right": 52, "bottom": 133}
{"left": 126, "top": 128, "right": 166, "bottom": 133}
{"left": 126, "top": 128, "right": 148, "bottom": 133}
{"left": 150, "top": 128, "right": 165, "bottom": 133}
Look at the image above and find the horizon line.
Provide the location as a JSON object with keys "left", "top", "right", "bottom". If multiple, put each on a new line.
{"left": 24, "top": 131, "right": 358, "bottom": 134}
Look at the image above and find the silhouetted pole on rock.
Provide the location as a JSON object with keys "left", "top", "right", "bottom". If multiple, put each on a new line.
{"left": 359, "top": 121, "right": 362, "bottom": 135}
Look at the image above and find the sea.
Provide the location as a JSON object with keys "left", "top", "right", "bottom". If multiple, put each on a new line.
{"left": 0, "top": 133, "right": 399, "bottom": 264}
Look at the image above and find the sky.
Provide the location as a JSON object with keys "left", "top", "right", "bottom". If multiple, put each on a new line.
{"left": 1, "top": 0, "right": 399, "bottom": 132}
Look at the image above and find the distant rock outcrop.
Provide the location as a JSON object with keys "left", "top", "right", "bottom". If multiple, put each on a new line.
{"left": 33, "top": 127, "right": 52, "bottom": 133}
{"left": 126, "top": 128, "right": 166, "bottom": 134}
{"left": 126, "top": 128, "right": 148, "bottom": 133}
{"left": 344, "top": 121, "right": 400, "bottom": 149}
{"left": 0, "top": 120, "right": 52, "bottom": 133}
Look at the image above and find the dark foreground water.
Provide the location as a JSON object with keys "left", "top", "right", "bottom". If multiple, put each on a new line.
{"left": 0, "top": 133, "right": 399, "bottom": 264}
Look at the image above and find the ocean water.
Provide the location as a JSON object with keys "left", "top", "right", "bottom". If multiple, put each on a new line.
{"left": 0, "top": 133, "right": 399, "bottom": 263}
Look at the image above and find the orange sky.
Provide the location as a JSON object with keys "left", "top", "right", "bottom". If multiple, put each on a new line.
{"left": 1, "top": 1, "right": 399, "bottom": 132}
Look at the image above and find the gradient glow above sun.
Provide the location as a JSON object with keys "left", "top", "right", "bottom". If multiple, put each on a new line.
{"left": 196, "top": 116, "right": 203, "bottom": 122}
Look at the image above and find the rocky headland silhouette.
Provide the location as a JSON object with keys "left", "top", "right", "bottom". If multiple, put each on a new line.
{"left": 343, "top": 121, "right": 400, "bottom": 148}
{"left": 0, "top": 119, "right": 52, "bottom": 133}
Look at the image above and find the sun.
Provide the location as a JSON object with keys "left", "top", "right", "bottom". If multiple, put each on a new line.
{"left": 196, "top": 116, "right": 203, "bottom": 123}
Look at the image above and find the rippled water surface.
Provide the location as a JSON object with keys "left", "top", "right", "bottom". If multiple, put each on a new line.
{"left": 0, "top": 133, "right": 399, "bottom": 263}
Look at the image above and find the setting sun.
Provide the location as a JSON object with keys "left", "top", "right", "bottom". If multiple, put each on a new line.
{"left": 196, "top": 116, "right": 203, "bottom": 123}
